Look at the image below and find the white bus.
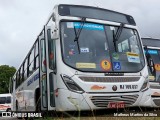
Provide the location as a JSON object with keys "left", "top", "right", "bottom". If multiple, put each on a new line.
{"left": 0, "top": 94, "right": 12, "bottom": 112}
{"left": 12, "top": 4, "right": 150, "bottom": 112}
{"left": 142, "top": 38, "right": 160, "bottom": 107}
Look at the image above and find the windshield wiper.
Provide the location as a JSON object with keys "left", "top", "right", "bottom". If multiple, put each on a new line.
{"left": 144, "top": 46, "right": 156, "bottom": 77}
{"left": 113, "top": 23, "right": 125, "bottom": 52}
{"left": 74, "top": 17, "right": 86, "bottom": 54}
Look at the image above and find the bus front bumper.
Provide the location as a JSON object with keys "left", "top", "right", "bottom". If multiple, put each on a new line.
{"left": 55, "top": 89, "right": 151, "bottom": 111}
{"left": 137, "top": 88, "right": 152, "bottom": 107}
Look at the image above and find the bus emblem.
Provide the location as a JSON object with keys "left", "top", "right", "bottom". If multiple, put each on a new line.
{"left": 112, "top": 85, "right": 117, "bottom": 91}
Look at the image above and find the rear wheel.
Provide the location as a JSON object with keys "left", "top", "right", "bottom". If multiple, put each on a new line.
{"left": 35, "top": 88, "right": 40, "bottom": 112}
{"left": 16, "top": 101, "right": 22, "bottom": 119}
{"left": 36, "top": 98, "right": 41, "bottom": 112}
{"left": 6, "top": 108, "right": 11, "bottom": 112}
{"left": 16, "top": 101, "right": 19, "bottom": 112}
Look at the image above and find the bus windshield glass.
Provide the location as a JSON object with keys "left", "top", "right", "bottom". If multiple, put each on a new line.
{"left": 145, "top": 48, "right": 160, "bottom": 81}
{"left": 0, "top": 97, "right": 6, "bottom": 104}
{"left": 61, "top": 21, "right": 145, "bottom": 72}
{"left": 0, "top": 96, "right": 11, "bottom": 104}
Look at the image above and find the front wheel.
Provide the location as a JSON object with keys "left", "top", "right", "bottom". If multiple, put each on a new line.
{"left": 16, "top": 101, "right": 19, "bottom": 112}
{"left": 36, "top": 98, "right": 41, "bottom": 112}
{"left": 6, "top": 108, "right": 11, "bottom": 112}
{"left": 16, "top": 101, "right": 22, "bottom": 119}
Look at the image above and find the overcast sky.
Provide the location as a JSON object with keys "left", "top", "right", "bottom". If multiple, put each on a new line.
{"left": 0, "top": 0, "right": 160, "bottom": 69}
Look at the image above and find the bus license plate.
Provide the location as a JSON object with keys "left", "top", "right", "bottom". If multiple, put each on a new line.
{"left": 108, "top": 102, "right": 125, "bottom": 108}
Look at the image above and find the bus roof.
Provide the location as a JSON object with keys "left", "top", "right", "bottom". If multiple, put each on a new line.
{"left": 58, "top": 4, "right": 136, "bottom": 26}
{"left": 142, "top": 38, "right": 160, "bottom": 48}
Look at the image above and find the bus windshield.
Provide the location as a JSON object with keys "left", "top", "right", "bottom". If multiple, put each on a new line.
{"left": 0, "top": 96, "right": 11, "bottom": 104}
{"left": 61, "top": 21, "right": 145, "bottom": 72}
{"left": 0, "top": 97, "right": 6, "bottom": 104}
{"left": 145, "top": 48, "right": 160, "bottom": 81}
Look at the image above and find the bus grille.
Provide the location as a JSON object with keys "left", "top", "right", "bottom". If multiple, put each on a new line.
{"left": 90, "top": 95, "right": 139, "bottom": 107}
{"left": 153, "top": 99, "right": 160, "bottom": 106}
{"left": 80, "top": 77, "right": 140, "bottom": 82}
{"left": 150, "top": 85, "right": 160, "bottom": 89}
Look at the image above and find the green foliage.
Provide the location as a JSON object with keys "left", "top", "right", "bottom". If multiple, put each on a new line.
{"left": 0, "top": 65, "right": 16, "bottom": 94}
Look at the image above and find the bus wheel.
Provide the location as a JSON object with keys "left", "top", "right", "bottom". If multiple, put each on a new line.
{"left": 35, "top": 88, "right": 40, "bottom": 112}
{"left": 36, "top": 98, "right": 41, "bottom": 112}
{"left": 6, "top": 108, "right": 11, "bottom": 112}
{"left": 16, "top": 102, "right": 22, "bottom": 119}
{"left": 16, "top": 101, "right": 19, "bottom": 112}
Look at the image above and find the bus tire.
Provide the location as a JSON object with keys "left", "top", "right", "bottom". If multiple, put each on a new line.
{"left": 35, "top": 88, "right": 40, "bottom": 112}
{"left": 36, "top": 98, "right": 41, "bottom": 112}
{"left": 16, "top": 101, "right": 22, "bottom": 119}
{"left": 16, "top": 101, "right": 19, "bottom": 112}
{"left": 6, "top": 108, "right": 11, "bottom": 112}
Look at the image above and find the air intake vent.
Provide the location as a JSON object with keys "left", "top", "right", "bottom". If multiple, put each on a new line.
{"left": 90, "top": 94, "right": 139, "bottom": 107}
{"left": 79, "top": 77, "right": 140, "bottom": 82}
{"left": 150, "top": 85, "right": 160, "bottom": 89}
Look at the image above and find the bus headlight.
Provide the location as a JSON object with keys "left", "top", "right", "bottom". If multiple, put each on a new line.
{"left": 61, "top": 74, "right": 84, "bottom": 94}
{"left": 140, "top": 79, "right": 149, "bottom": 92}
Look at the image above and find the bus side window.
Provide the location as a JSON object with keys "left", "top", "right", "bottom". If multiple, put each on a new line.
{"left": 35, "top": 41, "right": 39, "bottom": 69}
{"left": 48, "top": 29, "right": 56, "bottom": 70}
{"left": 35, "top": 56, "right": 39, "bottom": 69}
{"left": 0, "top": 97, "right": 6, "bottom": 104}
{"left": 24, "top": 59, "right": 28, "bottom": 80}
{"left": 16, "top": 72, "right": 20, "bottom": 88}
{"left": 41, "top": 39, "right": 46, "bottom": 72}
{"left": 29, "top": 48, "right": 35, "bottom": 76}
{"left": 29, "top": 62, "right": 34, "bottom": 76}
{"left": 12, "top": 76, "right": 16, "bottom": 92}
{"left": 19, "top": 67, "right": 23, "bottom": 85}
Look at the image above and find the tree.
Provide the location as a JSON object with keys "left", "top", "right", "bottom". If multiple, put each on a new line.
{"left": 0, "top": 65, "right": 16, "bottom": 94}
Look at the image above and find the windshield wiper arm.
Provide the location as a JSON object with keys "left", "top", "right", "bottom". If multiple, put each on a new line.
{"left": 74, "top": 17, "right": 86, "bottom": 54}
{"left": 113, "top": 23, "right": 125, "bottom": 52}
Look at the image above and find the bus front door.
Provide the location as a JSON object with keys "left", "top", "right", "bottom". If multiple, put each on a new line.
{"left": 39, "top": 31, "right": 48, "bottom": 111}
{"left": 39, "top": 26, "right": 56, "bottom": 111}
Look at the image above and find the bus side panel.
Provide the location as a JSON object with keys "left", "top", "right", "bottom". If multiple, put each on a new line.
{"left": 16, "top": 69, "right": 39, "bottom": 112}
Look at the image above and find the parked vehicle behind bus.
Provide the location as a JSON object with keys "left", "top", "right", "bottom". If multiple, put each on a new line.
{"left": 142, "top": 37, "right": 160, "bottom": 107}
{"left": 11, "top": 4, "right": 150, "bottom": 112}
{"left": 0, "top": 94, "right": 12, "bottom": 112}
